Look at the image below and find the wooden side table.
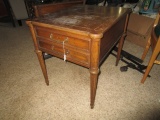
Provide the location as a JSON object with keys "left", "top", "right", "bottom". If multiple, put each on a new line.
{"left": 26, "top": 5, "right": 131, "bottom": 108}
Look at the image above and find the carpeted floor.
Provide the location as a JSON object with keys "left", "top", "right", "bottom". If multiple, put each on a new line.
{"left": 0, "top": 21, "right": 160, "bottom": 120}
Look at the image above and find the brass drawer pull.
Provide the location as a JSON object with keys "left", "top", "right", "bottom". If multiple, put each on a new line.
{"left": 49, "top": 33, "right": 68, "bottom": 43}
{"left": 50, "top": 33, "right": 53, "bottom": 39}
{"left": 66, "top": 50, "right": 70, "bottom": 55}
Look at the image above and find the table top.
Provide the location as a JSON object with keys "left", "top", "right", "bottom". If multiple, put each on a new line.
{"left": 31, "top": 5, "right": 131, "bottom": 35}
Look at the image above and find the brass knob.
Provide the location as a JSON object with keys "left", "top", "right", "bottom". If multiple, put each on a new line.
{"left": 50, "top": 33, "right": 53, "bottom": 39}
{"left": 66, "top": 50, "right": 69, "bottom": 54}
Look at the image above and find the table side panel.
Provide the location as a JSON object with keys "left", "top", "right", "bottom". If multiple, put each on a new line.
{"left": 99, "top": 14, "right": 127, "bottom": 64}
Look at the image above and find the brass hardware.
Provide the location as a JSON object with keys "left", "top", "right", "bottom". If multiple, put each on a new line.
{"left": 50, "top": 34, "right": 68, "bottom": 44}
{"left": 64, "top": 37, "right": 68, "bottom": 42}
{"left": 66, "top": 50, "right": 69, "bottom": 54}
{"left": 50, "top": 33, "right": 53, "bottom": 39}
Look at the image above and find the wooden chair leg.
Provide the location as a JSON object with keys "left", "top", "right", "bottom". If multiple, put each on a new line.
{"left": 141, "top": 45, "right": 160, "bottom": 83}
{"left": 141, "top": 37, "right": 151, "bottom": 61}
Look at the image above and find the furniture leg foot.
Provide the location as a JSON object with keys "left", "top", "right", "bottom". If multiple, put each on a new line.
{"left": 90, "top": 104, "right": 94, "bottom": 109}
{"left": 46, "top": 80, "right": 49, "bottom": 86}
{"left": 90, "top": 68, "right": 99, "bottom": 109}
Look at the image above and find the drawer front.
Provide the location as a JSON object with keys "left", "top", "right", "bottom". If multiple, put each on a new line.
{"left": 36, "top": 26, "right": 91, "bottom": 67}
{"left": 38, "top": 39, "right": 64, "bottom": 56}
{"left": 36, "top": 26, "right": 90, "bottom": 52}
{"left": 65, "top": 47, "right": 90, "bottom": 66}
{"left": 38, "top": 39, "right": 90, "bottom": 67}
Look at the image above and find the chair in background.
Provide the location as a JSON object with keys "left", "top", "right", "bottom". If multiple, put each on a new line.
{"left": 141, "top": 12, "right": 160, "bottom": 83}
{"left": 2, "top": 0, "right": 16, "bottom": 27}
{"left": 8, "top": 0, "right": 28, "bottom": 26}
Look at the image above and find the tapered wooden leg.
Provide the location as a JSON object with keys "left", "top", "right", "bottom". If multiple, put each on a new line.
{"left": 26, "top": 22, "right": 49, "bottom": 85}
{"left": 141, "top": 46, "right": 160, "bottom": 83}
{"left": 90, "top": 68, "right": 99, "bottom": 109}
{"left": 89, "top": 34, "right": 102, "bottom": 109}
{"left": 116, "top": 13, "right": 130, "bottom": 66}
{"left": 36, "top": 50, "right": 49, "bottom": 85}
{"left": 116, "top": 33, "right": 126, "bottom": 66}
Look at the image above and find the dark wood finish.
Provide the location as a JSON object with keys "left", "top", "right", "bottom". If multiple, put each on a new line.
{"left": 26, "top": 5, "right": 131, "bottom": 108}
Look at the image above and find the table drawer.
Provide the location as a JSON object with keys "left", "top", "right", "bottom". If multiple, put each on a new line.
{"left": 38, "top": 39, "right": 90, "bottom": 67}
{"left": 38, "top": 40, "right": 63, "bottom": 54}
{"left": 36, "top": 27, "right": 90, "bottom": 51}
{"left": 65, "top": 47, "right": 90, "bottom": 66}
